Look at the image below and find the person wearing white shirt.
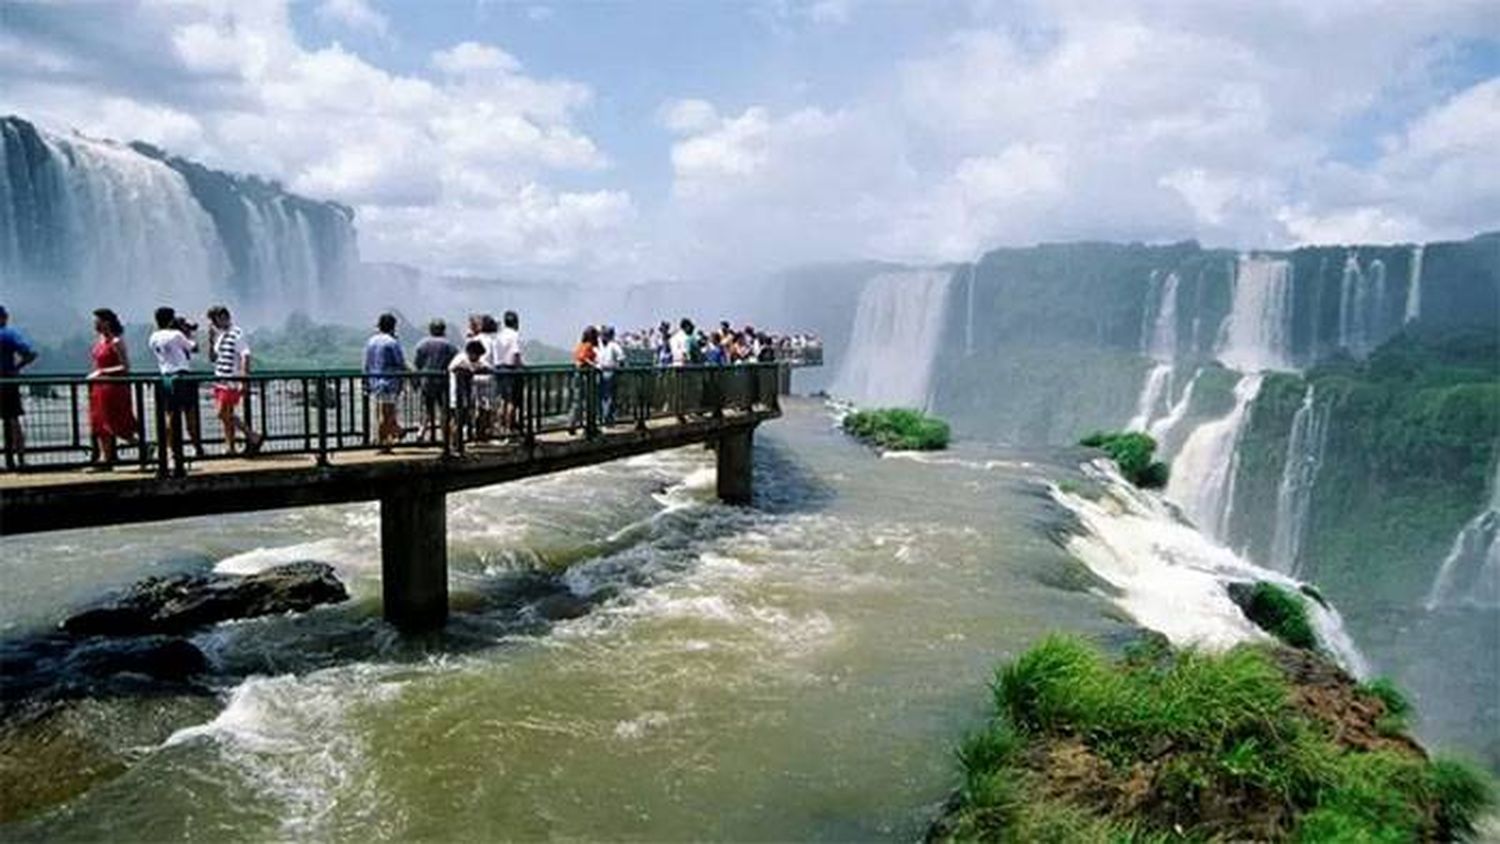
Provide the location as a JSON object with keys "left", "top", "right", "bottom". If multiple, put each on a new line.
{"left": 596, "top": 325, "right": 626, "bottom": 425}
{"left": 148, "top": 306, "right": 205, "bottom": 469}
{"left": 669, "top": 318, "right": 694, "bottom": 367}
{"left": 494, "top": 310, "right": 524, "bottom": 434}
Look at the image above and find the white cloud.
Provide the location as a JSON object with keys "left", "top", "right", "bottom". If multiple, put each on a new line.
{"left": 431, "top": 41, "right": 522, "bottom": 76}
{"left": 659, "top": 98, "right": 719, "bottom": 134}
{"left": 316, "top": 0, "right": 391, "bottom": 38}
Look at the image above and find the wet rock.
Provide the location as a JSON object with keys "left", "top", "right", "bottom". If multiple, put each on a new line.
{"left": 531, "top": 591, "right": 592, "bottom": 621}
{"left": 61, "top": 561, "right": 349, "bottom": 637}
{"left": 0, "top": 633, "right": 210, "bottom": 716}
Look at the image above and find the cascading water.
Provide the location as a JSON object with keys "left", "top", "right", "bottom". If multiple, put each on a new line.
{"left": 1338, "top": 252, "right": 1392, "bottom": 357}
{"left": 1217, "top": 256, "right": 1294, "bottom": 373}
{"left": 1, "top": 115, "right": 356, "bottom": 321}
{"left": 1269, "top": 386, "right": 1331, "bottom": 575}
{"left": 1165, "top": 373, "right": 1264, "bottom": 540}
{"left": 1127, "top": 271, "right": 1181, "bottom": 431}
{"left": 1147, "top": 367, "right": 1200, "bottom": 449}
{"left": 1424, "top": 468, "right": 1500, "bottom": 610}
{"left": 831, "top": 269, "right": 952, "bottom": 409}
{"left": 963, "top": 261, "right": 977, "bottom": 356}
{"left": 1404, "top": 244, "right": 1425, "bottom": 324}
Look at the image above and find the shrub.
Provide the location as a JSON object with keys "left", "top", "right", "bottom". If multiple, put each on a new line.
{"left": 1236, "top": 582, "right": 1318, "bottom": 650}
{"left": 1359, "top": 677, "right": 1413, "bottom": 735}
{"left": 1079, "top": 431, "right": 1169, "bottom": 488}
{"left": 841, "top": 408, "right": 950, "bottom": 450}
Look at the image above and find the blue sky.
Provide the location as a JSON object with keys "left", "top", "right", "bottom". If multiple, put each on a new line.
{"left": 3, "top": 0, "right": 1498, "bottom": 280}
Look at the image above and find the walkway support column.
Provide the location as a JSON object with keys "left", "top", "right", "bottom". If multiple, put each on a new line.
{"left": 381, "top": 480, "right": 448, "bottom": 631}
{"left": 716, "top": 426, "right": 754, "bottom": 505}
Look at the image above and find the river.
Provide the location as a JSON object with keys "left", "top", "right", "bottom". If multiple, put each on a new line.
{"left": 3, "top": 399, "right": 1138, "bottom": 838}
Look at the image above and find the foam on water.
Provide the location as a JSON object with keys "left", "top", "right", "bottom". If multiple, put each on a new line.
{"left": 1055, "top": 460, "right": 1369, "bottom": 674}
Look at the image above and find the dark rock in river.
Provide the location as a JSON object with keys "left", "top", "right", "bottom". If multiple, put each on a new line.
{"left": 61, "top": 561, "right": 349, "bottom": 636}
{"left": 0, "top": 633, "right": 210, "bottom": 712}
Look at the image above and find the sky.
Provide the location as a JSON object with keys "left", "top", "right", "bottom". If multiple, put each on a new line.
{"left": 3, "top": 0, "right": 1498, "bottom": 282}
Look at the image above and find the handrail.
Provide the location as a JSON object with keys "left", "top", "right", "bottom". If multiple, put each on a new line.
{"left": 0, "top": 363, "right": 790, "bottom": 476}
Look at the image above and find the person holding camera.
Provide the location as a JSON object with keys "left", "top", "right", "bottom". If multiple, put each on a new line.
{"left": 149, "top": 306, "right": 205, "bottom": 473}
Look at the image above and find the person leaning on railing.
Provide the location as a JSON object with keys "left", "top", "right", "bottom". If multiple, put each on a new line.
{"left": 207, "top": 305, "right": 264, "bottom": 457}
{"left": 0, "top": 304, "right": 39, "bottom": 470}
{"left": 414, "top": 319, "right": 458, "bottom": 444}
{"left": 149, "top": 306, "right": 206, "bottom": 473}
{"left": 364, "top": 313, "right": 408, "bottom": 453}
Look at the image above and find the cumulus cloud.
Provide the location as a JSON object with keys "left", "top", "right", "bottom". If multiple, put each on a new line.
{"left": 0, "top": 1, "right": 629, "bottom": 273}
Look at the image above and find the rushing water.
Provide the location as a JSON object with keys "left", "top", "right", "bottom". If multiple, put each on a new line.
{"left": 831, "top": 269, "right": 952, "bottom": 409}
{"left": 1269, "top": 386, "right": 1331, "bottom": 576}
{"left": 1165, "top": 373, "right": 1264, "bottom": 541}
{"left": 2, "top": 401, "right": 1131, "bottom": 838}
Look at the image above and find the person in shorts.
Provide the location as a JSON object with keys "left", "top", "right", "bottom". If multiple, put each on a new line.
{"left": 0, "top": 305, "right": 39, "bottom": 469}
{"left": 413, "top": 319, "right": 458, "bottom": 443}
{"left": 207, "top": 306, "right": 263, "bottom": 456}
{"left": 446, "top": 340, "right": 488, "bottom": 449}
{"left": 363, "top": 313, "right": 407, "bottom": 452}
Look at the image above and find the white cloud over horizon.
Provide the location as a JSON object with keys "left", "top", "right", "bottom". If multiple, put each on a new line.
{"left": 1, "top": 0, "right": 1496, "bottom": 281}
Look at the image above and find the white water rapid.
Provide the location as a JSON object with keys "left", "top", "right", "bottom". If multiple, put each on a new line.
{"left": 1424, "top": 468, "right": 1500, "bottom": 610}
{"left": 1054, "top": 460, "right": 1369, "bottom": 675}
{"left": 1269, "top": 386, "right": 1331, "bottom": 575}
{"left": 1166, "top": 373, "right": 1264, "bottom": 541}
{"left": 1217, "top": 256, "right": 1294, "bottom": 373}
{"left": 832, "top": 269, "right": 952, "bottom": 409}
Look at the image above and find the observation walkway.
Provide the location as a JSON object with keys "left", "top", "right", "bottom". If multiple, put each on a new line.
{"left": 0, "top": 363, "right": 799, "bottom": 630}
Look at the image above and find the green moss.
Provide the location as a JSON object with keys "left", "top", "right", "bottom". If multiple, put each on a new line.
{"left": 1080, "top": 431, "right": 1169, "bottom": 489}
{"left": 1236, "top": 582, "right": 1318, "bottom": 651}
{"left": 936, "top": 636, "right": 1496, "bottom": 843}
{"left": 1358, "top": 678, "right": 1413, "bottom": 736}
{"left": 842, "top": 408, "right": 951, "bottom": 450}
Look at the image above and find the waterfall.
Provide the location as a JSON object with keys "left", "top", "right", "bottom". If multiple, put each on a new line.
{"left": 1166, "top": 373, "right": 1264, "bottom": 540}
{"left": 1, "top": 116, "right": 356, "bottom": 321}
{"left": 1148, "top": 367, "right": 1201, "bottom": 449}
{"left": 831, "top": 269, "right": 952, "bottom": 409}
{"left": 963, "top": 262, "right": 977, "bottom": 356}
{"left": 1217, "top": 256, "right": 1293, "bottom": 372}
{"left": 1424, "top": 469, "right": 1500, "bottom": 610}
{"left": 1404, "top": 244, "right": 1425, "bottom": 324}
{"left": 1337, "top": 252, "right": 1393, "bottom": 357}
{"left": 1127, "top": 271, "right": 1182, "bottom": 431}
{"left": 1269, "top": 386, "right": 1330, "bottom": 575}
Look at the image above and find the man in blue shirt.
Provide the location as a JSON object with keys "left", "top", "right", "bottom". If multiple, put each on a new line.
{"left": 0, "top": 305, "right": 40, "bottom": 469}
{"left": 364, "top": 313, "right": 407, "bottom": 452}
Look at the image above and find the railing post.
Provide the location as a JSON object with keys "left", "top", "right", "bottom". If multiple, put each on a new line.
{"left": 636, "top": 369, "right": 649, "bottom": 431}
{"left": 316, "top": 376, "right": 330, "bottom": 467}
{"left": 301, "top": 378, "right": 313, "bottom": 453}
{"left": 585, "top": 369, "right": 600, "bottom": 439}
{"left": 523, "top": 371, "right": 536, "bottom": 452}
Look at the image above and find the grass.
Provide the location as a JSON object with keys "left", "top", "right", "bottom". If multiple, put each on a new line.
{"left": 1359, "top": 677, "right": 1414, "bottom": 736}
{"left": 935, "top": 635, "right": 1495, "bottom": 842}
{"left": 1079, "top": 431, "right": 1169, "bottom": 488}
{"left": 841, "top": 408, "right": 950, "bottom": 450}
{"left": 1234, "top": 582, "right": 1318, "bottom": 651}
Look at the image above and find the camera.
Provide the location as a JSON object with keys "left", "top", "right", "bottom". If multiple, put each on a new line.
{"left": 172, "top": 316, "right": 198, "bottom": 335}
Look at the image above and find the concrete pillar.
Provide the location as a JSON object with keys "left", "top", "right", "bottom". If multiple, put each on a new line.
{"left": 716, "top": 427, "right": 754, "bottom": 505}
{"left": 380, "top": 482, "right": 448, "bottom": 631}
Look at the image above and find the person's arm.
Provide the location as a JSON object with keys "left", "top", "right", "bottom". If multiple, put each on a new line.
{"left": 239, "top": 336, "right": 252, "bottom": 377}
{"left": 93, "top": 338, "right": 130, "bottom": 377}
{"left": 16, "top": 334, "right": 37, "bottom": 370}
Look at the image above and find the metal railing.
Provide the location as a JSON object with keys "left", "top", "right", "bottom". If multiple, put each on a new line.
{"left": 0, "top": 363, "right": 784, "bottom": 476}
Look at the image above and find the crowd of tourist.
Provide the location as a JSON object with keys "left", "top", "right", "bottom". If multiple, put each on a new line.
{"left": 0, "top": 303, "right": 821, "bottom": 471}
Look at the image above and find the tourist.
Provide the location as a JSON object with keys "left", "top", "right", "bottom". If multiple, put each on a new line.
{"left": 149, "top": 306, "right": 205, "bottom": 472}
{"left": 495, "top": 310, "right": 524, "bottom": 435}
{"left": 568, "top": 325, "right": 598, "bottom": 435}
{"left": 656, "top": 320, "right": 673, "bottom": 366}
{"left": 85, "top": 308, "right": 138, "bottom": 470}
{"left": 472, "top": 314, "right": 499, "bottom": 440}
{"left": 0, "top": 305, "right": 39, "bottom": 469}
{"left": 596, "top": 325, "right": 625, "bottom": 426}
{"left": 364, "top": 313, "right": 407, "bottom": 453}
{"left": 446, "top": 339, "right": 488, "bottom": 448}
{"left": 414, "top": 319, "right": 458, "bottom": 443}
{"left": 670, "top": 318, "right": 694, "bottom": 366}
{"left": 705, "top": 331, "right": 727, "bottom": 365}
{"left": 206, "top": 306, "right": 263, "bottom": 456}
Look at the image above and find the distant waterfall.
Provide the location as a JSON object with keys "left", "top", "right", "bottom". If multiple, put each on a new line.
{"left": 963, "top": 262, "right": 977, "bottom": 356}
{"left": 1148, "top": 367, "right": 1201, "bottom": 449}
{"left": 1, "top": 116, "right": 356, "bottom": 320}
{"left": 1338, "top": 253, "right": 1391, "bottom": 357}
{"left": 1217, "top": 256, "right": 1294, "bottom": 372}
{"left": 1128, "top": 271, "right": 1181, "bottom": 431}
{"left": 1404, "top": 244, "right": 1425, "bottom": 324}
{"left": 1424, "top": 469, "right": 1500, "bottom": 610}
{"left": 1269, "top": 386, "right": 1331, "bottom": 575}
{"left": 1166, "top": 373, "right": 1264, "bottom": 539}
{"left": 831, "top": 269, "right": 952, "bottom": 409}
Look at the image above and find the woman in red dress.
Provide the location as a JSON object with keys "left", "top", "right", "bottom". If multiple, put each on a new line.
{"left": 87, "top": 308, "right": 138, "bottom": 470}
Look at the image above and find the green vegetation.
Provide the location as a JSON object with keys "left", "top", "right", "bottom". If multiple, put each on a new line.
{"left": 1080, "top": 431, "right": 1169, "bottom": 488}
{"left": 1232, "top": 581, "right": 1317, "bottom": 650}
{"left": 934, "top": 636, "right": 1494, "bottom": 843}
{"left": 1360, "top": 677, "right": 1415, "bottom": 736}
{"left": 842, "top": 408, "right": 950, "bottom": 450}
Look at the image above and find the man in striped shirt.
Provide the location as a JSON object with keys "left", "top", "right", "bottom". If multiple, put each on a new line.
{"left": 207, "top": 306, "right": 263, "bottom": 456}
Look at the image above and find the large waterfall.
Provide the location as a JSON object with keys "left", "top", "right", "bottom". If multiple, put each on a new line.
{"left": 1128, "top": 271, "right": 1181, "bottom": 431}
{"left": 1217, "top": 256, "right": 1293, "bottom": 373}
{"left": 1424, "top": 467, "right": 1500, "bottom": 610}
{"left": 831, "top": 269, "right": 952, "bottom": 409}
{"left": 1, "top": 116, "right": 356, "bottom": 323}
{"left": 1337, "top": 253, "right": 1391, "bottom": 357}
{"left": 1165, "top": 373, "right": 1264, "bottom": 540}
{"left": 1403, "top": 244, "right": 1425, "bottom": 324}
{"left": 1269, "top": 386, "right": 1331, "bottom": 575}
